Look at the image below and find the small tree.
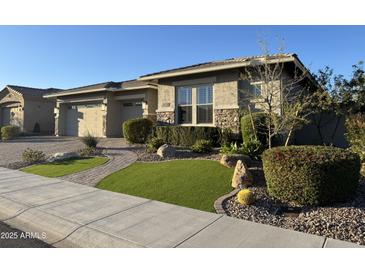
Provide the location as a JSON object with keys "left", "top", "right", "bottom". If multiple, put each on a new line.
{"left": 239, "top": 41, "right": 313, "bottom": 148}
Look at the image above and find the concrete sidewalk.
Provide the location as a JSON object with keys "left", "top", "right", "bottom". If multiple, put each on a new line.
{"left": 0, "top": 167, "right": 361, "bottom": 248}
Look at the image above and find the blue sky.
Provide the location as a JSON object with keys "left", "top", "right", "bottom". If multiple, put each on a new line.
{"left": 0, "top": 26, "right": 364, "bottom": 89}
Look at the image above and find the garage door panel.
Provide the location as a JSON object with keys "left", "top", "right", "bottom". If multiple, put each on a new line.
{"left": 1, "top": 106, "right": 22, "bottom": 127}
{"left": 66, "top": 103, "right": 104, "bottom": 137}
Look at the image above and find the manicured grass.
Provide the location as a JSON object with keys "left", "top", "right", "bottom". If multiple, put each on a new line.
{"left": 21, "top": 157, "right": 109, "bottom": 177}
{"left": 97, "top": 160, "right": 234, "bottom": 212}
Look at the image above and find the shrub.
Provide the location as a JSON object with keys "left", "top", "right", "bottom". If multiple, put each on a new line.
{"left": 1, "top": 125, "right": 20, "bottom": 141}
{"left": 155, "top": 126, "right": 220, "bottom": 147}
{"left": 146, "top": 137, "right": 165, "bottom": 153}
{"left": 241, "top": 112, "right": 268, "bottom": 146}
{"left": 237, "top": 189, "right": 255, "bottom": 205}
{"left": 78, "top": 147, "right": 102, "bottom": 157}
{"left": 262, "top": 146, "right": 361, "bottom": 206}
{"left": 346, "top": 113, "right": 365, "bottom": 162}
{"left": 80, "top": 133, "right": 99, "bottom": 148}
{"left": 241, "top": 139, "right": 265, "bottom": 160}
{"left": 220, "top": 142, "right": 241, "bottom": 155}
{"left": 191, "top": 139, "right": 213, "bottom": 153}
{"left": 22, "top": 148, "right": 46, "bottom": 164}
{"left": 218, "top": 128, "right": 234, "bottom": 147}
{"left": 123, "top": 118, "right": 153, "bottom": 144}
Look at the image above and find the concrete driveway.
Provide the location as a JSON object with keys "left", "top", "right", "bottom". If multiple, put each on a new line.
{"left": 0, "top": 136, "right": 129, "bottom": 167}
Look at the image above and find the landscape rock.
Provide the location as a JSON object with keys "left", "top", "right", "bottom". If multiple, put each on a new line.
{"left": 157, "top": 144, "right": 176, "bottom": 158}
{"left": 48, "top": 152, "right": 79, "bottom": 162}
{"left": 231, "top": 160, "right": 254, "bottom": 188}
{"left": 220, "top": 154, "right": 251, "bottom": 168}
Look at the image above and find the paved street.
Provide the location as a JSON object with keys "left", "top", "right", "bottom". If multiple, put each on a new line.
{"left": 0, "top": 167, "right": 360, "bottom": 248}
{"left": 0, "top": 221, "right": 51, "bottom": 248}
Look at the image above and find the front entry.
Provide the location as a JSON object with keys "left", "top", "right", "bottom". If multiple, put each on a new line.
{"left": 120, "top": 100, "right": 143, "bottom": 136}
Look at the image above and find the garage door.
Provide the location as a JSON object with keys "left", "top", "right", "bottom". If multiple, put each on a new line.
{"left": 1, "top": 106, "right": 21, "bottom": 127}
{"left": 120, "top": 100, "right": 143, "bottom": 127}
{"left": 1, "top": 107, "right": 11, "bottom": 126}
{"left": 66, "top": 103, "right": 104, "bottom": 137}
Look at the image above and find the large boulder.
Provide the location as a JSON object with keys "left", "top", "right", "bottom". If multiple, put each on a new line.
{"left": 220, "top": 154, "right": 251, "bottom": 168}
{"left": 231, "top": 160, "right": 254, "bottom": 188}
{"left": 157, "top": 144, "right": 176, "bottom": 158}
{"left": 48, "top": 152, "right": 79, "bottom": 162}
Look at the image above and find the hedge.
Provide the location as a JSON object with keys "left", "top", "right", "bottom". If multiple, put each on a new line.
{"left": 262, "top": 145, "right": 360, "bottom": 206}
{"left": 122, "top": 118, "right": 153, "bottom": 143}
{"left": 345, "top": 113, "right": 365, "bottom": 162}
{"left": 155, "top": 126, "right": 220, "bottom": 147}
{"left": 241, "top": 112, "right": 268, "bottom": 146}
{"left": 1, "top": 125, "right": 20, "bottom": 141}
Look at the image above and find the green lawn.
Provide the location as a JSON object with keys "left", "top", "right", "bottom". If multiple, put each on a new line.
{"left": 21, "top": 157, "right": 109, "bottom": 177}
{"left": 97, "top": 160, "right": 234, "bottom": 212}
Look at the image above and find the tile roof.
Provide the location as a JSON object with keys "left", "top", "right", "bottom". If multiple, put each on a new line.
{"left": 6, "top": 85, "right": 62, "bottom": 97}
{"left": 43, "top": 79, "right": 156, "bottom": 97}
{"left": 140, "top": 53, "right": 297, "bottom": 78}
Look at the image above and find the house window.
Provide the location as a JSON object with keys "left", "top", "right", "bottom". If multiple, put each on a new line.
{"left": 197, "top": 85, "right": 213, "bottom": 124}
{"left": 177, "top": 87, "right": 192, "bottom": 124}
{"left": 176, "top": 84, "right": 213, "bottom": 125}
{"left": 250, "top": 83, "right": 263, "bottom": 97}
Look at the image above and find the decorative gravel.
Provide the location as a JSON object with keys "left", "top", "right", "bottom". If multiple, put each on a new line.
{"left": 136, "top": 147, "right": 221, "bottom": 162}
{"left": 224, "top": 178, "right": 365, "bottom": 245}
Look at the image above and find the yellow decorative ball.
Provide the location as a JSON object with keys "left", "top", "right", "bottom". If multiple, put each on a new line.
{"left": 237, "top": 189, "right": 255, "bottom": 205}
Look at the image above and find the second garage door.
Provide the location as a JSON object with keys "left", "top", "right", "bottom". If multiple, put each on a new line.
{"left": 66, "top": 103, "right": 104, "bottom": 137}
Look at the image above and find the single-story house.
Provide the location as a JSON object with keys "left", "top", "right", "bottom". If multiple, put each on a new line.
{"left": 0, "top": 85, "right": 58, "bottom": 133}
{"left": 137, "top": 53, "right": 347, "bottom": 146}
{"left": 44, "top": 80, "right": 157, "bottom": 137}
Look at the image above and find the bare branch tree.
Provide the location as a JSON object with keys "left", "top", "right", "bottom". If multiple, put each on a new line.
{"left": 239, "top": 40, "right": 313, "bottom": 148}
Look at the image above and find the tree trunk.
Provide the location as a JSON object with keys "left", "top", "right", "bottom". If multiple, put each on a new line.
{"left": 285, "top": 129, "right": 293, "bottom": 146}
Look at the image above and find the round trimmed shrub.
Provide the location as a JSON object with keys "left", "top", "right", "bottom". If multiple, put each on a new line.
{"left": 241, "top": 112, "right": 268, "bottom": 146}
{"left": 1, "top": 125, "right": 20, "bottom": 141}
{"left": 262, "top": 146, "right": 361, "bottom": 206}
{"left": 122, "top": 118, "right": 153, "bottom": 144}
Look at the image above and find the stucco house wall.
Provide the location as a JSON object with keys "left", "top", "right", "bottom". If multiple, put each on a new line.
{"left": 23, "top": 99, "right": 55, "bottom": 133}
{"left": 52, "top": 83, "right": 158, "bottom": 138}
{"left": 156, "top": 70, "right": 242, "bottom": 133}
{"left": 0, "top": 86, "right": 55, "bottom": 133}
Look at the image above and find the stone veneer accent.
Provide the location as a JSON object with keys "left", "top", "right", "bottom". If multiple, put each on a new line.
{"left": 214, "top": 108, "right": 240, "bottom": 133}
{"left": 157, "top": 111, "right": 175, "bottom": 125}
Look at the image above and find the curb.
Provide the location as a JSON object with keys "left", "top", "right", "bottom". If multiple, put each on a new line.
{"left": 214, "top": 188, "right": 239, "bottom": 214}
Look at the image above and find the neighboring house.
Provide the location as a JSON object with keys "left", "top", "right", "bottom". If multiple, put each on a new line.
{"left": 0, "top": 85, "right": 58, "bottom": 133}
{"left": 44, "top": 80, "right": 157, "bottom": 137}
{"left": 139, "top": 53, "right": 313, "bottom": 135}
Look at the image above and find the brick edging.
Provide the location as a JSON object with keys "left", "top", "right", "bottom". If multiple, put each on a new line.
{"left": 214, "top": 188, "right": 240, "bottom": 214}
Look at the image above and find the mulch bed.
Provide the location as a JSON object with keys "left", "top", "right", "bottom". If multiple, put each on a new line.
{"left": 223, "top": 166, "right": 365, "bottom": 245}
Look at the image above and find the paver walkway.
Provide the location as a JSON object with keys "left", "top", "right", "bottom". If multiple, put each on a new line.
{"left": 61, "top": 148, "right": 137, "bottom": 186}
{"left": 0, "top": 167, "right": 361, "bottom": 248}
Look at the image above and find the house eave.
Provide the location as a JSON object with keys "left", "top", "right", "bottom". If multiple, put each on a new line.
{"left": 112, "top": 85, "right": 158, "bottom": 92}
{"left": 139, "top": 56, "right": 296, "bottom": 80}
{"left": 43, "top": 88, "right": 108, "bottom": 98}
